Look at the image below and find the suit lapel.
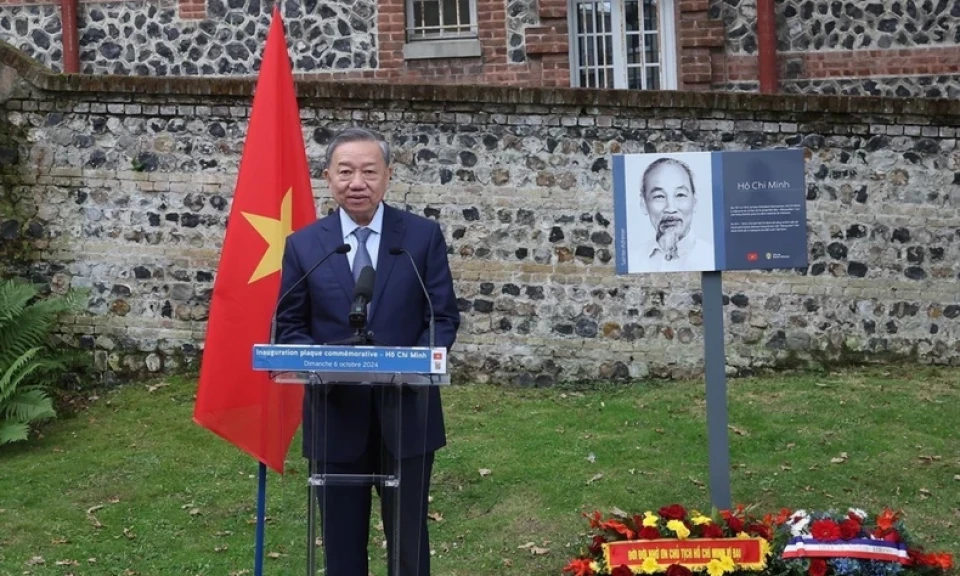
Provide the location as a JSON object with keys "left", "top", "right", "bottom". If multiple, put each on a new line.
{"left": 369, "top": 203, "right": 405, "bottom": 322}
{"left": 318, "top": 212, "right": 354, "bottom": 302}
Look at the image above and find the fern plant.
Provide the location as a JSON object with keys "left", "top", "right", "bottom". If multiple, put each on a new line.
{"left": 0, "top": 278, "right": 81, "bottom": 445}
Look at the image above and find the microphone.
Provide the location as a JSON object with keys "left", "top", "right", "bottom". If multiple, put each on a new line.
{"left": 270, "top": 243, "right": 351, "bottom": 344}
{"left": 389, "top": 247, "right": 434, "bottom": 351}
{"left": 348, "top": 265, "right": 375, "bottom": 329}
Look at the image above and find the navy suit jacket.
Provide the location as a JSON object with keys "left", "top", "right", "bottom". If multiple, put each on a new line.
{"left": 275, "top": 203, "right": 460, "bottom": 463}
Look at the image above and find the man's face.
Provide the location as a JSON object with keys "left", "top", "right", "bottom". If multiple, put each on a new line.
{"left": 324, "top": 140, "right": 391, "bottom": 226}
{"left": 641, "top": 162, "right": 696, "bottom": 242}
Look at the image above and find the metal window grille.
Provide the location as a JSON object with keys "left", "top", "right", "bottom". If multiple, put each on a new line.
{"left": 570, "top": 0, "right": 677, "bottom": 90}
{"left": 407, "top": 0, "right": 478, "bottom": 40}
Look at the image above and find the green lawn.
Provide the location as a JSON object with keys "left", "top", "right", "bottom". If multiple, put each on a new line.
{"left": 1, "top": 365, "right": 958, "bottom": 576}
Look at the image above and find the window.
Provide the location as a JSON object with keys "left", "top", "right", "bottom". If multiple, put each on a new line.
{"left": 569, "top": 0, "right": 677, "bottom": 90}
{"left": 406, "top": 0, "right": 478, "bottom": 41}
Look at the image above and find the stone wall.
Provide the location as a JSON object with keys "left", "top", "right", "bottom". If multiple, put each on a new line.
{"left": 711, "top": 0, "right": 960, "bottom": 97}
{"left": 1, "top": 43, "right": 959, "bottom": 384}
{"left": 0, "top": 0, "right": 573, "bottom": 87}
{"left": 0, "top": 0, "right": 376, "bottom": 75}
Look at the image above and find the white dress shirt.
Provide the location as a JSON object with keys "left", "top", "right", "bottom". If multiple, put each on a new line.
{"left": 339, "top": 203, "right": 384, "bottom": 271}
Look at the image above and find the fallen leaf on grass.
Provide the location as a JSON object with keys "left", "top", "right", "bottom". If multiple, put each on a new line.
{"left": 122, "top": 527, "right": 136, "bottom": 540}
{"left": 147, "top": 382, "right": 169, "bottom": 392}
{"left": 586, "top": 452, "right": 596, "bottom": 464}
{"left": 52, "top": 538, "right": 69, "bottom": 545}
{"left": 689, "top": 477, "right": 706, "bottom": 488}
{"left": 88, "top": 558, "right": 97, "bottom": 563}
{"left": 56, "top": 560, "right": 80, "bottom": 566}
{"left": 728, "top": 425, "right": 749, "bottom": 436}
{"left": 215, "top": 546, "right": 228, "bottom": 552}
{"left": 25, "top": 556, "right": 46, "bottom": 566}
{"left": 830, "top": 452, "right": 848, "bottom": 464}
{"left": 518, "top": 542, "right": 536, "bottom": 549}
{"left": 610, "top": 507, "right": 629, "bottom": 519}
{"left": 88, "top": 515, "right": 103, "bottom": 529}
{"left": 954, "top": 474, "right": 960, "bottom": 481}
{"left": 780, "top": 464, "right": 793, "bottom": 471}
{"left": 503, "top": 558, "right": 513, "bottom": 567}
{"left": 109, "top": 496, "right": 121, "bottom": 504}
{"left": 428, "top": 512, "right": 443, "bottom": 522}
{"left": 86, "top": 505, "right": 104, "bottom": 515}
{"left": 478, "top": 468, "right": 492, "bottom": 477}
{"left": 229, "top": 571, "right": 251, "bottom": 576}
{"left": 586, "top": 473, "right": 603, "bottom": 485}
{"left": 267, "top": 552, "right": 283, "bottom": 559}
{"left": 215, "top": 531, "right": 233, "bottom": 537}
{"left": 919, "top": 488, "right": 932, "bottom": 499}
{"left": 189, "top": 508, "right": 201, "bottom": 516}
{"left": 530, "top": 546, "right": 550, "bottom": 555}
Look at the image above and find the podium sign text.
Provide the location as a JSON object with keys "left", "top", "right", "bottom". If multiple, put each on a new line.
{"left": 252, "top": 344, "right": 448, "bottom": 374}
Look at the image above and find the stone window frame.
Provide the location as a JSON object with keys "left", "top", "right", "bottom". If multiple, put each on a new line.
{"left": 567, "top": 0, "right": 678, "bottom": 90}
{"left": 402, "top": 0, "right": 483, "bottom": 60}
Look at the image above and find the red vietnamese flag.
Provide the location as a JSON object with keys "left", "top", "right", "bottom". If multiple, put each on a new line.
{"left": 193, "top": 7, "right": 316, "bottom": 473}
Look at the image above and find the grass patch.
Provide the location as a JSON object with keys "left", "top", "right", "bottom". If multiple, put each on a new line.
{"left": 1, "top": 366, "right": 958, "bottom": 575}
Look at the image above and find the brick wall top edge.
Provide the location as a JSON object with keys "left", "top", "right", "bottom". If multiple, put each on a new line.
{"left": 1, "top": 41, "right": 958, "bottom": 118}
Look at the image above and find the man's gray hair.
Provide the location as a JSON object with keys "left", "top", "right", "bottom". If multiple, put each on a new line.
{"left": 324, "top": 127, "right": 391, "bottom": 169}
{"left": 641, "top": 157, "right": 696, "bottom": 199}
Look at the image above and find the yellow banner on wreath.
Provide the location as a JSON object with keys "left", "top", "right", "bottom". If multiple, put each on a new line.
{"left": 604, "top": 537, "right": 769, "bottom": 571}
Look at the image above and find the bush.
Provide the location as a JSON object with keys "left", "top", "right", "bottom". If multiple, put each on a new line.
{"left": 0, "top": 278, "right": 83, "bottom": 445}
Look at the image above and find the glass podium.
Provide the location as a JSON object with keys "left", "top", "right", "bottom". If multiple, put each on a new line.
{"left": 253, "top": 344, "right": 450, "bottom": 576}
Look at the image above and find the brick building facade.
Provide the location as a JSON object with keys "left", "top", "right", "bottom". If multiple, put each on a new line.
{"left": 0, "top": 0, "right": 957, "bottom": 98}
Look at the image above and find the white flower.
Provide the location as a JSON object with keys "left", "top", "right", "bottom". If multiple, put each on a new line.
{"left": 848, "top": 508, "right": 868, "bottom": 520}
{"left": 789, "top": 510, "right": 810, "bottom": 537}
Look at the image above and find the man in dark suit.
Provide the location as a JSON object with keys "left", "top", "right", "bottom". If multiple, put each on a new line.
{"left": 275, "top": 127, "right": 461, "bottom": 576}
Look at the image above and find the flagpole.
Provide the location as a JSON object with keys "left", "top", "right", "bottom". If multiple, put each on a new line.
{"left": 255, "top": 462, "right": 267, "bottom": 576}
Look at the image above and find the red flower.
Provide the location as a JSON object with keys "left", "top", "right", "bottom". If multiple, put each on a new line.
{"left": 701, "top": 524, "right": 724, "bottom": 538}
{"left": 932, "top": 553, "right": 953, "bottom": 570}
{"left": 611, "top": 565, "right": 634, "bottom": 576}
{"left": 639, "top": 526, "right": 661, "bottom": 540}
{"left": 666, "top": 564, "right": 693, "bottom": 576}
{"left": 748, "top": 523, "right": 772, "bottom": 540}
{"left": 838, "top": 519, "right": 861, "bottom": 540}
{"left": 809, "top": 558, "right": 828, "bottom": 576}
{"left": 775, "top": 508, "right": 793, "bottom": 525}
{"left": 876, "top": 508, "right": 898, "bottom": 531}
{"left": 601, "top": 519, "right": 636, "bottom": 540}
{"left": 726, "top": 516, "right": 745, "bottom": 533}
{"left": 810, "top": 519, "right": 841, "bottom": 541}
{"left": 881, "top": 530, "right": 901, "bottom": 544}
{"left": 563, "top": 558, "right": 595, "bottom": 576}
{"left": 589, "top": 535, "right": 606, "bottom": 556}
{"left": 659, "top": 504, "right": 687, "bottom": 521}
{"left": 584, "top": 511, "right": 603, "bottom": 529}
{"left": 919, "top": 554, "right": 942, "bottom": 567}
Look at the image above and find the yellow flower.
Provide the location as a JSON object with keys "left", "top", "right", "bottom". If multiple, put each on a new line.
{"left": 643, "top": 512, "right": 660, "bottom": 527}
{"left": 760, "top": 539, "right": 771, "bottom": 558}
{"left": 667, "top": 520, "right": 691, "bottom": 539}
{"left": 736, "top": 531, "right": 750, "bottom": 539}
{"left": 691, "top": 515, "right": 712, "bottom": 525}
{"left": 720, "top": 555, "right": 736, "bottom": 572}
{"left": 706, "top": 559, "right": 726, "bottom": 576}
{"left": 641, "top": 557, "right": 660, "bottom": 574}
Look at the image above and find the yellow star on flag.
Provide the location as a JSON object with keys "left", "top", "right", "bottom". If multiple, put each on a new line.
{"left": 242, "top": 188, "right": 294, "bottom": 284}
